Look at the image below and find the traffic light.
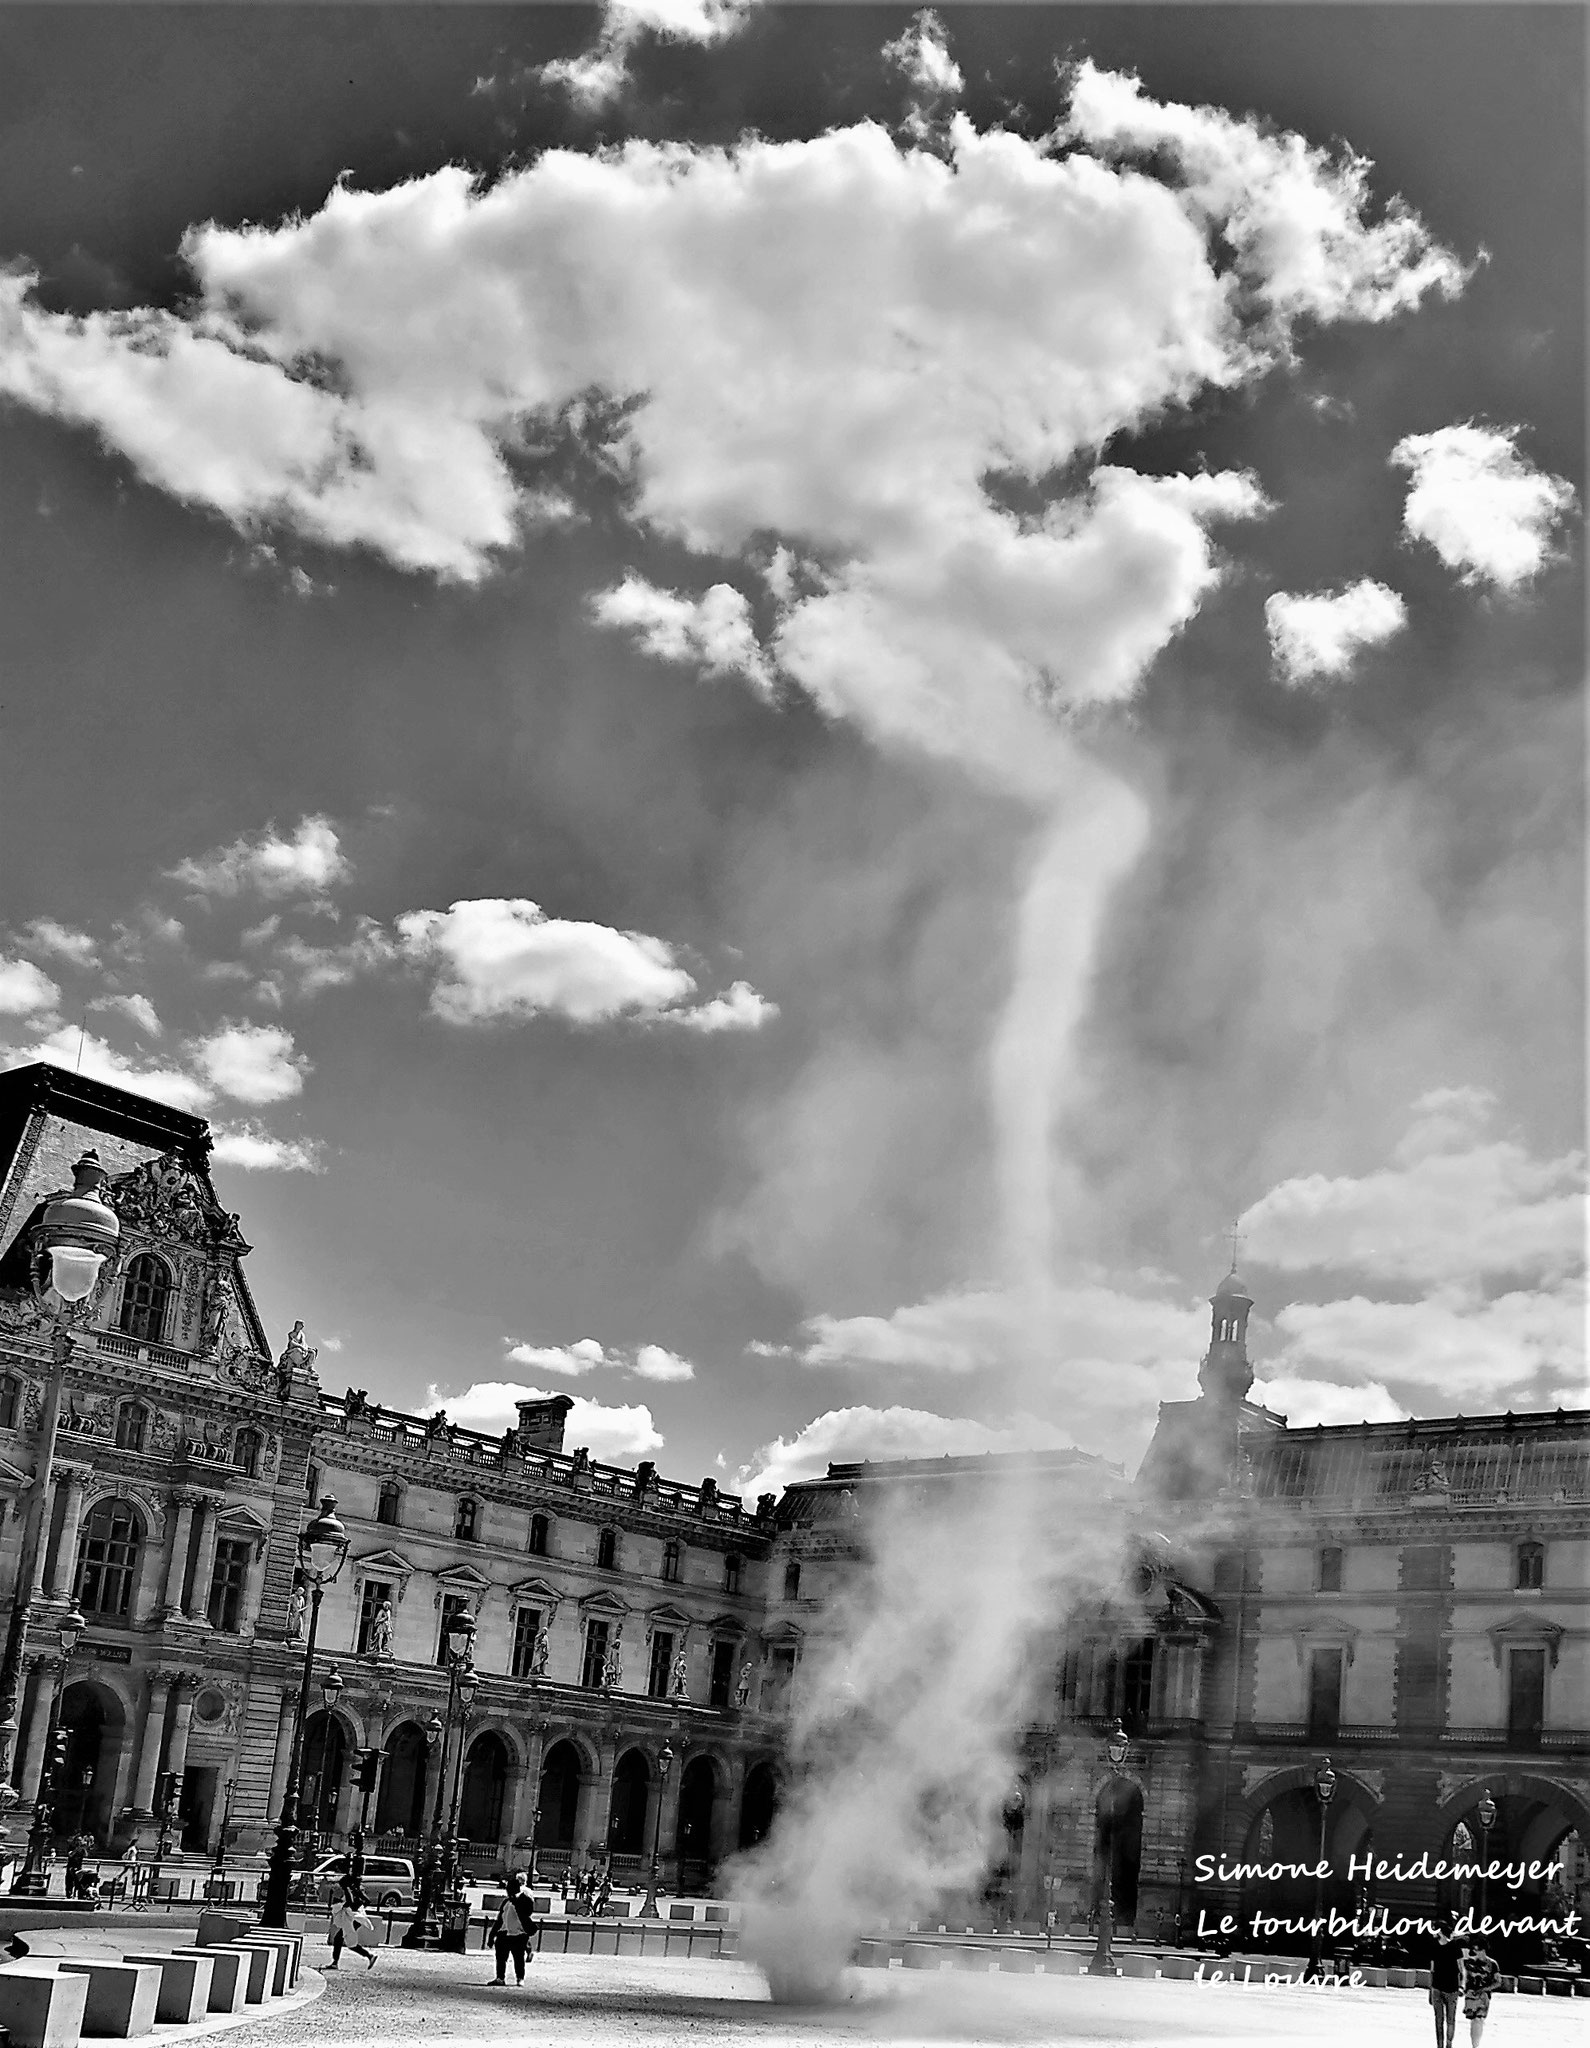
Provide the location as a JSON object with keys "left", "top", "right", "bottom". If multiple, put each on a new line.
{"left": 49, "top": 1731, "right": 69, "bottom": 1780}
{"left": 356, "top": 1748, "right": 381, "bottom": 1795}
{"left": 155, "top": 1770, "right": 176, "bottom": 1819}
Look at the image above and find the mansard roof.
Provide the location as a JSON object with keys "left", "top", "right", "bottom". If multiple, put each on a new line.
{"left": 1241, "top": 1406, "right": 1590, "bottom": 1505}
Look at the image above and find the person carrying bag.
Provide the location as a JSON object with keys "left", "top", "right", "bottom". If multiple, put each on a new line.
{"left": 328, "top": 1873, "right": 379, "bottom": 1970}
{"left": 488, "top": 1871, "right": 537, "bottom": 1986}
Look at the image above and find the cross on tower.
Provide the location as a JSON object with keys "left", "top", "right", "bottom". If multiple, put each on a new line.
{"left": 1226, "top": 1220, "right": 1245, "bottom": 1269}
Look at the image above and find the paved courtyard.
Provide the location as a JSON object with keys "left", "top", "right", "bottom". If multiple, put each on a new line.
{"left": 197, "top": 1947, "right": 1583, "bottom": 2048}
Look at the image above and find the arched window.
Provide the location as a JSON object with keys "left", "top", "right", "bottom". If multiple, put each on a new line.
{"left": 118, "top": 1255, "right": 170, "bottom": 1345}
{"left": 1517, "top": 1541, "right": 1545, "bottom": 1590}
{"left": 115, "top": 1403, "right": 148, "bottom": 1454}
{"left": 723, "top": 1553, "right": 743, "bottom": 1595}
{"left": 661, "top": 1540, "right": 680, "bottom": 1584}
{"left": 783, "top": 1559, "right": 801, "bottom": 1602}
{"left": 597, "top": 1527, "right": 617, "bottom": 1571}
{"left": 528, "top": 1514, "right": 550, "bottom": 1557}
{"left": 377, "top": 1482, "right": 402, "bottom": 1528}
{"left": 233, "top": 1428, "right": 262, "bottom": 1479}
{"left": 0, "top": 1377, "right": 19, "bottom": 1430}
{"left": 1318, "top": 1546, "right": 1343, "bottom": 1594}
{"left": 455, "top": 1498, "right": 479, "bottom": 1542}
{"left": 75, "top": 1499, "right": 141, "bottom": 1620}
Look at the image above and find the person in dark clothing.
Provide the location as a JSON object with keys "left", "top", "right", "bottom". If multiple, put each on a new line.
{"left": 1429, "top": 1915, "right": 1463, "bottom": 2048}
{"left": 489, "top": 1872, "right": 537, "bottom": 1986}
{"left": 1461, "top": 1940, "right": 1500, "bottom": 2047}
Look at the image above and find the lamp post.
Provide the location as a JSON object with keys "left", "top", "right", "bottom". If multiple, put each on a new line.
{"left": 0, "top": 1156, "right": 119, "bottom": 1788}
{"left": 260, "top": 1498, "right": 350, "bottom": 1928}
{"left": 1476, "top": 1790, "right": 1497, "bottom": 1924}
{"left": 638, "top": 1741, "right": 674, "bottom": 1918}
{"left": 350, "top": 1743, "right": 382, "bottom": 1892}
{"left": 1308, "top": 1756, "right": 1337, "bottom": 1976}
{"left": 312, "top": 1663, "right": 344, "bottom": 1859}
{"left": 1089, "top": 1720, "right": 1130, "bottom": 1975}
{"left": 401, "top": 1612, "right": 477, "bottom": 1949}
{"left": 208, "top": 1777, "right": 236, "bottom": 1902}
{"left": 12, "top": 1603, "right": 87, "bottom": 1896}
{"left": 439, "top": 1659, "right": 479, "bottom": 1945}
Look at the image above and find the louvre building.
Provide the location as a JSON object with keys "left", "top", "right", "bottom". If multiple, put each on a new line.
{"left": 0, "top": 1060, "right": 1584, "bottom": 1938}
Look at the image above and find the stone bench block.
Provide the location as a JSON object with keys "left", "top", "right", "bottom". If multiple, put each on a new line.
{"left": 1044, "top": 1953, "right": 1088, "bottom": 1975}
{"left": 853, "top": 1941, "right": 890, "bottom": 1969}
{"left": 996, "top": 1952, "right": 1043, "bottom": 1974}
{"left": 167, "top": 1951, "right": 248, "bottom": 2014}
{"left": 947, "top": 1948, "right": 996, "bottom": 1972}
{"left": 0, "top": 1966, "right": 90, "bottom": 2048}
{"left": 1120, "top": 1955, "right": 1159, "bottom": 1979}
{"left": 1388, "top": 1968, "right": 1418, "bottom": 1989}
{"left": 237, "top": 1938, "right": 291, "bottom": 1995}
{"left": 901, "top": 1944, "right": 940, "bottom": 1970}
{"left": 57, "top": 1961, "right": 161, "bottom": 2039}
{"left": 195, "top": 1914, "right": 254, "bottom": 1950}
{"left": 203, "top": 1946, "right": 272, "bottom": 2002}
{"left": 120, "top": 1954, "right": 212, "bottom": 2025}
{"left": 1516, "top": 1976, "right": 1543, "bottom": 1995}
{"left": 1157, "top": 1955, "right": 1199, "bottom": 1981}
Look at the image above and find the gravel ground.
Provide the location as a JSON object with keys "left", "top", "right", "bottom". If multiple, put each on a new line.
{"left": 194, "top": 1947, "right": 1585, "bottom": 2048}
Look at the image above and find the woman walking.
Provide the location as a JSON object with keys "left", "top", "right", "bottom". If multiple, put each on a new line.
{"left": 1461, "top": 1939, "right": 1500, "bottom": 2046}
{"left": 328, "top": 1873, "right": 380, "bottom": 1971}
{"left": 488, "top": 1871, "right": 538, "bottom": 1986}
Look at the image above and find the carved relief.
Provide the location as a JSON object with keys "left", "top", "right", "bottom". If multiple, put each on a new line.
{"left": 176, "top": 1256, "right": 202, "bottom": 1342}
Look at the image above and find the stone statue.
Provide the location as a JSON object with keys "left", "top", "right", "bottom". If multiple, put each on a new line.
{"left": 285, "top": 1580, "right": 307, "bottom": 1641}
{"left": 369, "top": 1599, "right": 394, "bottom": 1658}
{"left": 277, "top": 1320, "right": 316, "bottom": 1401}
{"left": 602, "top": 1625, "right": 624, "bottom": 1691}
{"left": 735, "top": 1661, "right": 753, "bottom": 1710}
{"left": 670, "top": 1647, "right": 690, "bottom": 1700}
{"left": 425, "top": 1408, "right": 450, "bottom": 1441}
{"left": 345, "top": 1387, "right": 372, "bottom": 1421}
{"left": 530, "top": 1629, "right": 549, "bottom": 1678}
{"left": 201, "top": 1287, "right": 227, "bottom": 1354}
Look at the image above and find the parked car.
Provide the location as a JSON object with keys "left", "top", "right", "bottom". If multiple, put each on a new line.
{"left": 290, "top": 1854, "right": 418, "bottom": 1910}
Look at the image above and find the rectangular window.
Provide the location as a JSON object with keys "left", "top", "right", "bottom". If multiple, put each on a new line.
{"left": 581, "top": 1619, "right": 610, "bottom": 1690}
{"left": 1307, "top": 1648, "right": 1343, "bottom": 1739}
{"left": 1319, "top": 1547, "right": 1343, "bottom": 1593}
{"left": 708, "top": 1638, "right": 736, "bottom": 1710}
{"left": 1508, "top": 1648, "right": 1546, "bottom": 1745}
{"left": 760, "top": 1645, "right": 796, "bottom": 1714}
{"left": 528, "top": 1515, "right": 549, "bottom": 1557}
{"left": 724, "top": 1554, "right": 742, "bottom": 1595}
{"left": 0, "top": 1379, "right": 17, "bottom": 1429}
{"left": 597, "top": 1528, "right": 617, "bottom": 1570}
{"left": 783, "top": 1559, "right": 801, "bottom": 1602}
{"left": 356, "top": 1580, "right": 393, "bottom": 1655}
{"left": 661, "top": 1542, "right": 680, "bottom": 1584}
{"left": 437, "top": 1593, "right": 471, "bottom": 1667}
{"left": 206, "top": 1538, "right": 251, "bottom": 1633}
{"left": 511, "top": 1607, "right": 542, "bottom": 1679}
{"left": 1121, "top": 1639, "right": 1155, "bottom": 1729}
{"left": 455, "top": 1499, "right": 478, "bottom": 1542}
{"left": 648, "top": 1631, "right": 674, "bottom": 1700}
{"left": 376, "top": 1485, "right": 401, "bottom": 1527}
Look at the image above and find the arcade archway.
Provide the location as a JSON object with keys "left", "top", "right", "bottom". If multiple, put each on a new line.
{"left": 739, "top": 1761, "right": 778, "bottom": 1851}
{"left": 459, "top": 1733, "right": 509, "bottom": 1846}
{"left": 538, "top": 1740, "right": 583, "bottom": 1853}
{"left": 375, "top": 1721, "right": 430, "bottom": 1837}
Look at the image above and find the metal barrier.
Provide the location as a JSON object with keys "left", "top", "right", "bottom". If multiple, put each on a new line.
{"left": 374, "top": 1908, "right": 736, "bottom": 1959}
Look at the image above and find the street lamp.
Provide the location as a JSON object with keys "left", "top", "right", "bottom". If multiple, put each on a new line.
{"left": 0, "top": 1155, "right": 119, "bottom": 1786}
{"left": 12, "top": 1602, "right": 88, "bottom": 1895}
{"left": 1089, "top": 1721, "right": 1130, "bottom": 1975}
{"left": 259, "top": 1497, "right": 350, "bottom": 1927}
{"left": 1308, "top": 1757, "right": 1337, "bottom": 1976}
{"left": 402, "top": 1612, "right": 477, "bottom": 1949}
{"left": 1476, "top": 1790, "right": 1497, "bottom": 1923}
{"left": 638, "top": 1741, "right": 674, "bottom": 1918}
{"left": 439, "top": 1658, "right": 480, "bottom": 1936}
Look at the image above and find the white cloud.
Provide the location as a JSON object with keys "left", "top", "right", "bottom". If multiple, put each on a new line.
{"left": 883, "top": 10, "right": 963, "bottom": 101}
{"left": 88, "top": 992, "right": 163, "bottom": 1037}
{"left": 209, "top": 1121, "right": 325, "bottom": 1172}
{"left": 0, "top": 1025, "right": 212, "bottom": 1112}
{"left": 21, "top": 919, "right": 98, "bottom": 968}
{"left": 632, "top": 1344, "right": 696, "bottom": 1383}
{"left": 271, "top": 919, "right": 398, "bottom": 996}
{"left": 503, "top": 1337, "right": 614, "bottom": 1379}
{"left": 591, "top": 577, "right": 773, "bottom": 694}
{"left": 168, "top": 815, "right": 350, "bottom": 902}
{"left": 1390, "top": 423, "right": 1577, "bottom": 590}
{"left": 661, "top": 979, "right": 777, "bottom": 1034}
{"left": 737, "top": 1403, "right": 1083, "bottom": 1499}
{"left": 1249, "top": 1374, "right": 1408, "bottom": 1428}
{"left": 0, "top": 956, "right": 61, "bottom": 1018}
{"left": 1238, "top": 1092, "right": 1584, "bottom": 1287}
{"left": 539, "top": 0, "right": 755, "bottom": 108}
{"left": 190, "top": 1022, "right": 310, "bottom": 1103}
{"left": 427, "top": 1377, "right": 664, "bottom": 1464}
{"left": 1264, "top": 578, "right": 1407, "bottom": 686}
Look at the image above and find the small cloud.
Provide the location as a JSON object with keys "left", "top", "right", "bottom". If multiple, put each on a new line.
{"left": 189, "top": 1021, "right": 310, "bottom": 1104}
{"left": 663, "top": 979, "right": 778, "bottom": 1035}
{"left": 0, "top": 956, "right": 62, "bottom": 1019}
{"left": 88, "top": 992, "right": 162, "bottom": 1038}
{"left": 632, "top": 1344, "right": 696, "bottom": 1383}
{"left": 592, "top": 576, "right": 775, "bottom": 697}
{"left": 210, "top": 1121, "right": 325, "bottom": 1172}
{"left": 737, "top": 1403, "right": 1082, "bottom": 1499}
{"left": 1390, "top": 422, "right": 1577, "bottom": 590}
{"left": 427, "top": 1377, "right": 664, "bottom": 1464}
{"left": 319, "top": 1334, "right": 345, "bottom": 1352}
{"left": 883, "top": 9, "right": 964, "bottom": 99}
{"left": 539, "top": 0, "right": 757, "bottom": 109}
{"left": 1248, "top": 1374, "right": 1407, "bottom": 1427}
{"left": 503, "top": 1337, "right": 614, "bottom": 1379}
{"left": 168, "top": 815, "right": 350, "bottom": 903}
{"left": 22, "top": 919, "right": 99, "bottom": 968}
{"left": 1264, "top": 578, "right": 1407, "bottom": 686}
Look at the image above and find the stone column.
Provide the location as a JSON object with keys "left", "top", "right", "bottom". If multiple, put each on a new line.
{"left": 582, "top": 1739, "right": 617, "bottom": 1861}
{"left": 130, "top": 1673, "right": 173, "bottom": 1815}
{"left": 709, "top": 1755, "right": 744, "bottom": 1866}
{"left": 185, "top": 1497, "right": 222, "bottom": 1623}
{"left": 162, "top": 1495, "right": 196, "bottom": 1616}
{"left": 25, "top": 1478, "right": 57, "bottom": 1599}
{"left": 266, "top": 1690, "right": 297, "bottom": 1823}
{"left": 165, "top": 1676, "right": 196, "bottom": 1788}
{"left": 47, "top": 1465, "right": 92, "bottom": 1601}
{"left": 656, "top": 1759, "right": 683, "bottom": 1881}
{"left": 19, "top": 1658, "right": 60, "bottom": 1803}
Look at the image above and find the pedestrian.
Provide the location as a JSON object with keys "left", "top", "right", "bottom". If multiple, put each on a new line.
{"left": 1428, "top": 1912, "right": 1463, "bottom": 2048}
{"left": 327, "top": 1873, "right": 379, "bottom": 1971}
{"left": 488, "top": 1871, "right": 537, "bottom": 1987}
{"left": 1461, "top": 1939, "right": 1500, "bottom": 2047}
{"left": 595, "top": 1869, "right": 611, "bottom": 1917}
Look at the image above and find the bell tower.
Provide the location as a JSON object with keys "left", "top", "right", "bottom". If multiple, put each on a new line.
{"left": 1197, "top": 1265, "right": 1254, "bottom": 1404}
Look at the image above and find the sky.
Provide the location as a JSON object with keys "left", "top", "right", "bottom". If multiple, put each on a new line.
{"left": 0, "top": 2, "right": 1582, "bottom": 1499}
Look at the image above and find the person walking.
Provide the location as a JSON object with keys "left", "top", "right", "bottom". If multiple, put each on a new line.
{"left": 1428, "top": 1913, "right": 1463, "bottom": 2048}
{"left": 488, "top": 1871, "right": 537, "bottom": 1986}
{"left": 327, "top": 1873, "right": 380, "bottom": 1971}
{"left": 1461, "top": 1938, "right": 1500, "bottom": 2046}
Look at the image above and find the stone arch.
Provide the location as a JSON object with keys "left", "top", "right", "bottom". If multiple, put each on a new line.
{"left": 739, "top": 1757, "right": 779, "bottom": 1851}
{"left": 676, "top": 1752, "right": 719, "bottom": 1869}
{"left": 301, "top": 1706, "right": 355, "bottom": 1838}
{"left": 538, "top": 1738, "right": 586, "bottom": 1852}
{"left": 375, "top": 1718, "right": 431, "bottom": 1837}
{"left": 459, "top": 1731, "right": 511, "bottom": 1846}
{"left": 1431, "top": 1771, "right": 1590, "bottom": 1909}
{"left": 1231, "top": 1766, "right": 1376, "bottom": 1934}
{"left": 608, "top": 1747, "right": 650, "bottom": 1856}
{"left": 57, "top": 1674, "right": 129, "bottom": 1844}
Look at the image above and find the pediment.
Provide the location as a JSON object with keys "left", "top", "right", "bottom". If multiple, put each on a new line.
{"left": 0, "top": 1452, "right": 32, "bottom": 1488}
{"left": 1293, "top": 1620, "right": 1359, "bottom": 1668}
{"left": 705, "top": 1612, "right": 747, "bottom": 1636}
{"left": 760, "top": 1620, "right": 804, "bottom": 1646}
{"left": 1488, "top": 1616, "right": 1564, "bottom": 1668}
{"left": 644, "top": 1604, "right": 695, "bottom": 1631}
{"left": 577, "top": 1588, "right": 630, "bottom": 1617}
{"left": 354, "top": 1548, "right": 417, "bottom": 1579}
{"left": 435, "top": 1561, "right": 492, "bottom": 1596}
{"left": 509, "top": 1577, "right": 563, "bottom": 1609}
